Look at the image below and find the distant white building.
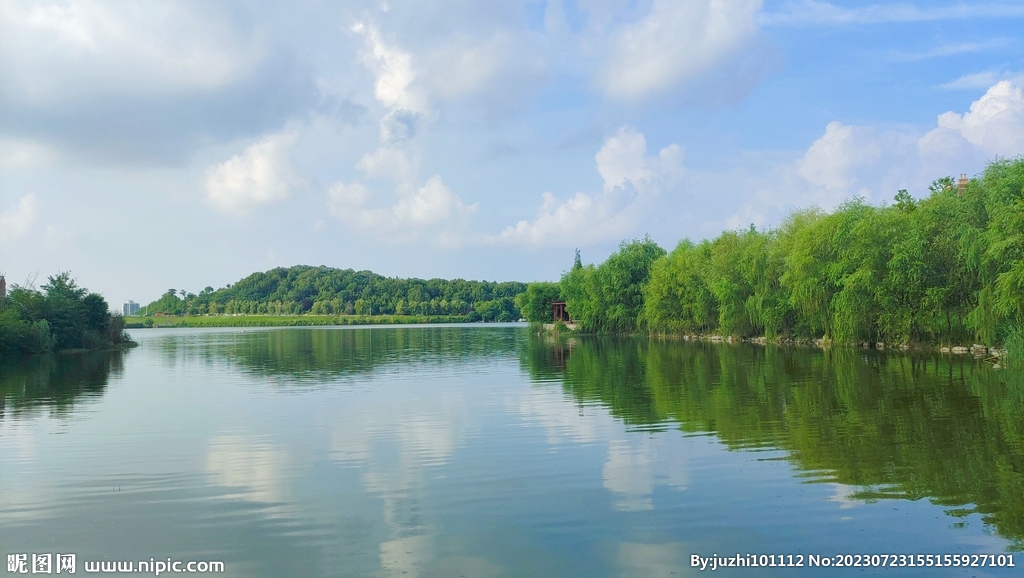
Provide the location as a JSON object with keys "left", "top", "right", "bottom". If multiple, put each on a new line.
{"left": 122, "top": 301, "right": 141, "bottom": 316}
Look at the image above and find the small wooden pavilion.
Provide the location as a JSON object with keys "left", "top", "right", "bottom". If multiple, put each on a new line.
{"left": 551, "top": 301, "right": 571, "bottom": 323}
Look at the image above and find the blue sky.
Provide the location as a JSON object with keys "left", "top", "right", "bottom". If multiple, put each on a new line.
{"left": 1, "top": 0, "right": 1023, "bottom": 307}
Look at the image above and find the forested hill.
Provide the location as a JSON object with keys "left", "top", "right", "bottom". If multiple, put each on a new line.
{"left": 143, "top": 266, "right": 528, "bottom": 321}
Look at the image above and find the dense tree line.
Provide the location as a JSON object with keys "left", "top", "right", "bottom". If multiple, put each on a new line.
{"left": 0, "top": 273, "right": 130, "bottom": 360}
{"left": 529, "top": 159, "right": 1024, "bottom": 347}
{"left": 142, "top": 266, "right": 527, "bottom": 322}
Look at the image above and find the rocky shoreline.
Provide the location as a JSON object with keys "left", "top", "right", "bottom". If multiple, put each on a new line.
{"left": 671, "top": 334, "right": 1009, "bottom": 366}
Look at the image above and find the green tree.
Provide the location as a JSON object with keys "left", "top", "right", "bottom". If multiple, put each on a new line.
{"left": 515, "top": 282, "right": 561, "bottom": 322}
{"left": 562, "top": 237, "right": 665, "bottom": 332}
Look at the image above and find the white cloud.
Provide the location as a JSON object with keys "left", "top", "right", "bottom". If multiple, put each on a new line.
{"left": 598, "top": 0, "right": 766, "bottom": 100}
{"left": 595, "top": 127, "right": 653, "bottom": 191}
{"left": 922, "top": 80, "right": 1024, "bottom": 156}
{"left": 798, "top": 82, "right": 1024, "bottom": 202}
{"left": 941, "top": 71, "right": 1024, "bottom": 91}
{"left": 424, "top": 35, "right": 509, "bottom": 100}
{"left": 393, "top": 176, "right": 475, "bottom": 226}
{"left": 352, "top": 21, "right": 427, "bottom": 115}
{"left": 496, "top": 127, "right": 682, "bottom": 246}
{"left": 328, "top": 175, "right": 476, "bottom": 235}
{"left": 0, "top": 1, "right": 262, "bottom": 103}
{"left": 724, "top": 80, "right": 1024, "bottom": 229}
{"left": 762, "top": 1, "right": 1024, "bottom": 26}
{"left": 889, "top": 39, "right": 1011, "bottom": 62}
{"left": 797, "top": 121, "right": 884, "bottom": 193}
{"left": 420, "top": 30, "right": 546, "bottom": 108}
{"left": 357, "top": 145, "right": 419, "bottom": 183}
{"left": 0, "top": 194, "right": 39, "bottom": 244}
{"left": 205, "top": 132, "right": 299, "bottom": 215}
{"left": 329, "top": 21, "right": 483, "bottom": 242}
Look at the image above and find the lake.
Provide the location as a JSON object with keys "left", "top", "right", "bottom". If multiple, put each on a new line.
{"left": 1, "top": 325, "right": 1021, "bottom": 576}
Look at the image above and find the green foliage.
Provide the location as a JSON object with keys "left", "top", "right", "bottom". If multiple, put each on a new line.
{"left": 123, "top": 314, "right": 470, "bottom": 328}
{"left": 1, "top": 350, "right": 126, "bottom": 416}
{"left": 643, "top": 227, "right": 793, "bottom": 338}
{"left": 515, "top": 282, "right": 562, "bottom": 322}
{"left": 145, "top": 290, "right": 185, "bottom": 315}
{"left": 634, "top": 158, "right": 1024, "bottom": 346}
{"left": 0, "top": 272, "right": 129, "bottom": 360}
{"left": 521, "top": 336, "right": 1024, "bottom": 545}
{"left": 141, "top": 265, "right": 527, "bottom": 321}
{"left": 561, "top": 237, "right": 666, "bottom": 333}
{"left": 471, "top": 298, "right": 517, "bottom": 322}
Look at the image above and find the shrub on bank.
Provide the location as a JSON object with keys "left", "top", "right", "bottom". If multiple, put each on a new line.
{"left": 0, "top": 273, "right": 130, "bottom": 360}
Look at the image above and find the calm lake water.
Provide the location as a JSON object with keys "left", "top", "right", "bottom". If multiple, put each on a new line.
{"left": 1, "top": 325, "right": 1022, "bottom": 577}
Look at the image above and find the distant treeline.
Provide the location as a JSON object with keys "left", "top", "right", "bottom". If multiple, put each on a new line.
{"left": 522, "top": 158, "right": 1024, "bottom": 348}
{"left": 143, "top": 266, "right": 527, "bottom": 322}
{"left": 0, "top": 273, "right": 131, "bottom": 360}
{"left": 125, "top": 314, "right": 471, "bottom": 328}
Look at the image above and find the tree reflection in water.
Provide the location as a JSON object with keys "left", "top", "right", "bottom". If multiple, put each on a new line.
{"left": 522, "top": 335, "right": 1024, "bottom": 547}
{"left": 0, "top": 350, "right": 127, "bottom": 417}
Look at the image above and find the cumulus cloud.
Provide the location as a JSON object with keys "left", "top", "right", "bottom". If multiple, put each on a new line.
{"left": 0, "top": 193, "right": 39, "bottom": 244}
{"left": 356, "top": 145, "right": 419, "bottom": 183}
{"left": 350, "top": 7, "right": 548, "bottom": 114}
{"left": 325, "top": 20, "right": 480, "bottom": 242}
{"left": 205, "top": 132, "right": 299, "bottom": 214}
{"left": 922, "top": 80, "right": 1024, "bottom": 156}
{"left": 391, "top": 176, "right": 475, "bottom": 226}
{"left": 724, "top": 80, "right": 1024, "bottom": 229}
{"left": 495, "top": 126, "right": 682, "bottom": 246}
{"left": 328, "top": 175, "right": 476, "bottom": 234}
{"left": 798, "top": 122, "right": 885, "bottom": 194}
{"left": 796, "top": 81, "right": 1024, "bottom": 202}
{"left": 353, "top": 21, "right": 427, "bottom": 116}
{"left": 598, "top": 0, "right": 769, "bottom": 101}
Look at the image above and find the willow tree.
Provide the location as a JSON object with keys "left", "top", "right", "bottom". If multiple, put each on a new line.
{"left": 562, "top": 238, "right": 665, "bottom": 333}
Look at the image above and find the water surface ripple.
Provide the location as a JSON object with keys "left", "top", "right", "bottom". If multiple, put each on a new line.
{"left": 1, "top": 326, "right": 1022, "bottom": 576}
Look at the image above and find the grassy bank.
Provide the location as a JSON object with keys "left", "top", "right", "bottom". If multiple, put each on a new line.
{"left": 123, "top": 314, "right": 473, "bottom": 328}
